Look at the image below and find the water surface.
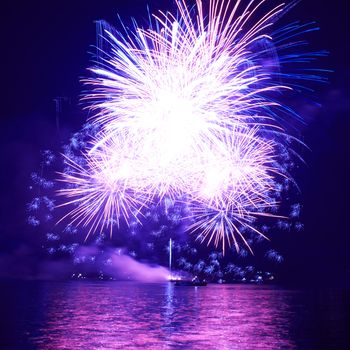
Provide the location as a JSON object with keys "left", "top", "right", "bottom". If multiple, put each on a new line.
{"left": 1, "top": 281, "right": 349, "bottom": 349}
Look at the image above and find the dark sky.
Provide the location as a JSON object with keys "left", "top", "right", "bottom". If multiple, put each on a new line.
{"left": 1, "top": 0, "right": 349, "bottom": 283}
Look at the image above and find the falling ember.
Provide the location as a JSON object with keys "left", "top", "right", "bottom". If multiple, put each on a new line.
{"left": 58, "top": 0, "right": 325, "bottom": 252}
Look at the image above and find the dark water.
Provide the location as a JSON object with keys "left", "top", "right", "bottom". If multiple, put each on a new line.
{"left": 0, "top": 281, "right": 349, "bottom": 349}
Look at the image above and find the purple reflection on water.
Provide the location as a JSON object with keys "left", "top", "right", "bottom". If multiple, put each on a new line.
{"left": 33, "top": 283, "right": 296, "bottom": 349}
{"left": 1, "top": 282, "right": 350, "bottom": 349}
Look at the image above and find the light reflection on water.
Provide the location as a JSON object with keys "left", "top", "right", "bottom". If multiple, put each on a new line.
{"left": 1, "top": 281, "right": 350, "bottom": 349}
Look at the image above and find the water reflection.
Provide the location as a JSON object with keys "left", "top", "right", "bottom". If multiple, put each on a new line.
{"left": 25, "top": 282, "right": 302, "bottom": 349}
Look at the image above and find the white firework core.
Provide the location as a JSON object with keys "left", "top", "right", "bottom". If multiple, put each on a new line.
{"left": 57, "top": 0, "right": 315, "bottom": 252}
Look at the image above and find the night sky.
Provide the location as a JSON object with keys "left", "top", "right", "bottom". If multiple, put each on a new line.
{"left": 1, "top": 0, "right": 349, "bottom": 284}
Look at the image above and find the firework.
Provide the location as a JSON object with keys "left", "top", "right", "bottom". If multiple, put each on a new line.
{"left": 58, "top": 0, "right": 323, "bottom": 252}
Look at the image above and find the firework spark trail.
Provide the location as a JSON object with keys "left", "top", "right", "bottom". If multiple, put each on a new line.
{"left": 58, "top": 0, "right": 323, "bottom": 252}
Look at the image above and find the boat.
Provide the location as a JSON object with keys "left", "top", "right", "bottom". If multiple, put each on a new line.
{"left": 175, "top": 280, "right": 207, "bottom": 286}
{"left": 168, "top": 278, "right": 180, "bottom": 283}
{"left": 175, "top": 276, "right": 207, "bottom": 286}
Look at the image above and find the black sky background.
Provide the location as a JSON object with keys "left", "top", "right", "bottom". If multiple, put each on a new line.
{"left": 1, "top": 0, "right": 349, "bottom": 284}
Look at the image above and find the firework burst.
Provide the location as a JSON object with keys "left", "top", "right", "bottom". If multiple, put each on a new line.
{"left": 58, "top": 0, "right": 324, "bottom": 252}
